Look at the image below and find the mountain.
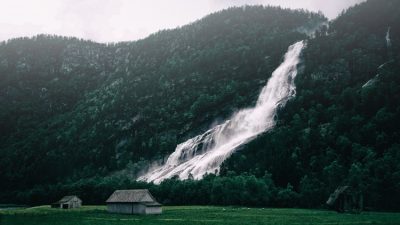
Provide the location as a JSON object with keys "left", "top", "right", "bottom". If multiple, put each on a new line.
{"left": 0, "top": 6, "right": 324, "bottom": 191}
{"left": 222, "top": 0, "right": 400, "bottom": 209}
{"left": 1, "top": 0, "right": 400, "bottom": 211}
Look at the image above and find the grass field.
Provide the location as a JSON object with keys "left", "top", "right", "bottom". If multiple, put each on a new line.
{"left": 1, "top": 205, "right": 400, "bottom": 225}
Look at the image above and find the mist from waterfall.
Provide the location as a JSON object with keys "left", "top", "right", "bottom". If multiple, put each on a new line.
{"left": 138, "top": 41, "right": 306, "bottom": 184}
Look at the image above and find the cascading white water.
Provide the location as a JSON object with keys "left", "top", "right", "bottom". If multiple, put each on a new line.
{"left": 138, "top": 41, "right": 306, "bottom": 184}
{"left": 386, "top": 27, "right": 391, "bottom": 48}
{"left": 363, "top": 27, "right": 393, "bottom": 88}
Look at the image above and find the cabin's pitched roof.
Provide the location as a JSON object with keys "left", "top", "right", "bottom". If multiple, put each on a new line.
{"left": 54, "top": 195, "right": 81, "bottom": 204}
{"left": 106, "top": 189, "right": 161, "bottom": 205}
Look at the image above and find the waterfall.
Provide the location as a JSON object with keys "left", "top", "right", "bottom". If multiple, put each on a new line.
{"left": 138, "top": 41, "right": 306, "bottom": 184}
{"left": 363, "top": 27, "right": 393, "bottom": 89}
{"left": 386, "top": 27, "right": 391, "bottom": 48}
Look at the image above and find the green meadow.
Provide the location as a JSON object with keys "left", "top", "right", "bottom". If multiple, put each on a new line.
{"left": 1, "top": 206, "right": 400, "bottom": 225}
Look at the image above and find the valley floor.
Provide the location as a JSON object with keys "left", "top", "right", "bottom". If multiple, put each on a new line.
{"left": 0, "top": 205, "right": 400, "bottom": 225}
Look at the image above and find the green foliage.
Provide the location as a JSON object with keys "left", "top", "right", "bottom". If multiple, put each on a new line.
{"left": 1, "top": 0, "right": 400, "bottom": 211}
{"left": 0, "top": 6, "right": 323, "bottom": 191}
{"left": 1, "top": 172, "right": 278, "bottom": 207}
{"left": 222, "top": 0, "right": 400, "bottom": 210}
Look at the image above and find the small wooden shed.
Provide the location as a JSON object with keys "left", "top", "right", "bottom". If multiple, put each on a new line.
{"left": 51, "top": 195, "right": 82, "bottom": 209}
{"left": 326, "top": 186, "right": 363, "bottom": 213}
{"left": 106, "top": 189, "right": 162, "bottom": 215}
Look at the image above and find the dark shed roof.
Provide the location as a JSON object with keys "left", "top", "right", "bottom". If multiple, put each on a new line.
{"left": 106, "top": 189, "right": 161, "bottom": 205}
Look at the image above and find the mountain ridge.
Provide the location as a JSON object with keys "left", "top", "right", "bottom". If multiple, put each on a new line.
{"left": 1, "top": 0, "right": 400, "bottom": 210}
{"left": 0, "top": 6, "right": 325, "bottom": 190}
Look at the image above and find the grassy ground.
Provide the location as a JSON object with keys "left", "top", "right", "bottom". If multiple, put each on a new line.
{"left": 1, "top": 205, "right": 400, "bottom": 225}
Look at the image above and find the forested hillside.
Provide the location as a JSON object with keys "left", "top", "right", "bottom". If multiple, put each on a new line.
{"left": 1, "top": 0, "right": 400, "bottom": 211}
{"left": 223, "top": 0, "right": 400, "bottom": 210}
{"left": 0, "top": 7, "right": 324, "bottom": 191}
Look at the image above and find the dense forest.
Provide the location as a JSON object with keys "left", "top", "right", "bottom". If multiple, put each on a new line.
{"left": 1, "top": 0, "right": 400, "bottom": 211}
{"left": 222, "top": 0, "right": 400, "bottom": 210}
{"left": 0, "top": 6, "right": 324, "bottom": 191}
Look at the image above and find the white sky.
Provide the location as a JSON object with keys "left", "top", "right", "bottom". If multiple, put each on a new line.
{"left": 0, "top": 0, "right": 365, "bottom": 43}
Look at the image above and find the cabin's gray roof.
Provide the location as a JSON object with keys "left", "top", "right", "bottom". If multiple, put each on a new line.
{"left": 106, "top": 189, "right": 160, "bottom": 204}
{"left": 54, "top": 195, "right": 81, "bottom": 204}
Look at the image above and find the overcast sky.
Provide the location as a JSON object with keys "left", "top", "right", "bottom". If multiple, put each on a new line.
{"left": 0, "top": 0, "right": 365, "bottom": 43}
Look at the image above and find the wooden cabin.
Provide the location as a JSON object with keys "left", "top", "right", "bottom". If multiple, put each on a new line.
{"left": 326, "top": 186, "right": 363, "bottom": 213}
{"left": 106, "top": 189, "right": 162, "bottom": 215}
{"left": 51, "top": 195, "right": 82, "bottom": 209}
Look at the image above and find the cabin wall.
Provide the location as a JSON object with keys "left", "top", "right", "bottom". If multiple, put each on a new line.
{"left": 71, "top": 199, "right": 82, "bottom": 208}
{"left": 145, "top": 206, "right": 162, "bottom": 214}
{"left": 107, "top": 203, "right": 146, "bottom": 214}
{"left": 107, "top": 203, "right": 132, "bottom": 214}
{"left": 132, "top": 204, "right": 146, "bottom": 214}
